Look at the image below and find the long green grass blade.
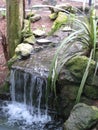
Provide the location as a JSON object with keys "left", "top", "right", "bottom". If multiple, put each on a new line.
{"left": 76, "top": 49, "right": 93, "bottom": 104}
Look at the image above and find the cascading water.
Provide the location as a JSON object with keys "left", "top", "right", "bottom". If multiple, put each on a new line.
{"left": 1, "top": 68, "right": 52, "bottom": 130}
{"left": 0, "top": 67, "right": 63, "bottom": 130}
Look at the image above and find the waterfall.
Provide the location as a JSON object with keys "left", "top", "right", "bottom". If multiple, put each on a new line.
{"left": 2, "top": 68, "right": 51, "bottom": 130}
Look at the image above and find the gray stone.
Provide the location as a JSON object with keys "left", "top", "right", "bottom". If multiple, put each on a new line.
{"left": 64, "top": 103, "right": 98, "bottom": 130}
{"left": 30, "top": 14, "right": 41, "bottom": 23}
{"left": 26, "top": 11, "right": 35, "bottom": 19}
{"left": 33, "top": 29, "right": 46, "bottom": 37}
{"left": 36, "top": 39, "right": 51, "bottom": 45}
{"left": 62, "top": 26, "right": 72, "bottom": 32}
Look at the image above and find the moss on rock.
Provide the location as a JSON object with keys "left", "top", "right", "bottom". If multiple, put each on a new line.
{"left": 58, "top": 84, "right": 79, "bottom": 118}
{"left": 60, "top": 85, "right": 79, "bottom": 101}
{"left": 21, "top": 19, "right": 32, "bottom": 37}
{"left": 24, "top": 35, "right": 36, "bottom": 44}
{"left": 49, "top": 12, "right": 68, "bottom": 35}
{"left": 21, "top": 19, "right": 36, "bottom": 44}
{"left": 66, "top": 56, "right": 96, "bottom": 84}
{"left": 15, "top": 43, "right": 33, "bottom": 57}
{"left": 49, "top": 12, "right": 58, "bottom": 20}
{"left": 26, "top": 12, "right": 35, "bottom": 19}
{"left": 0, "top": 81, "right": 10, "bottom": 93}
{"left": 84, "top": 85, "right": 98, "bottom": 99}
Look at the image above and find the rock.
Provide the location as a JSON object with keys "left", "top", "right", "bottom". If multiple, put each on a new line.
{"left": 65, "top": 56, "right": 96, "bottom": 84}
{"left": 49, "top": 4, "right": 76, "bottom": 14}
{"left": 84, "top": 85, "right": 98, "bottom": 99}
{"left": 64, "top": 103, "right": 98, "bottom": 130}
{"left": 26, "top": 11, "right": 35, "bottom": 19}
{"left": 58, "top": 84, "right": 79, "bottom": 117}
{"left": 49, "top": 4, "right": 69, "bottom": 13}
{"left": 24, "top": 35, "right": 36, "bottom": 44}
{"left": 36, "top": 38, "right": 51, "bottom": 45}
{"left": 30, "top": 14, "right": 41, "bottom": 23}
{"left": 49, "top": 13, "right": 58, "bottom": 20}
{"left": 21, "top": 19, "right": 30, "bottom": 34}
{"left": 60, "top": 85, "right": 79, "bottom": 101}
{"left": 49, "top": 12, "right": 68, "bottom": 34}
{"left": 62, "top": 26, "right": 72, "bottom": 32}
{"left": 42, "top": 0, "right": 57, "bottom": 6}
{"left": 33, "top": 29, "right": 46, "bottom": 37}
{"left": 15, "top": 43, "right": 33, "bottom": 57}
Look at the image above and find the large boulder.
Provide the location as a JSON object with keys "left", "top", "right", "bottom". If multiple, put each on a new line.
{"left": 65, "top": 56, "right": 96, "bottom": 84}
{"left": 58, "top": 84, "right": 79, "bottom": 118}
{"left": 64, "top": 103, "right": 98, "bottom": 130}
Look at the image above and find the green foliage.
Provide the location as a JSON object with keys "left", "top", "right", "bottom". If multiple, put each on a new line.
{"left": 75, "top": 8, "right": 98, "bottom": 59}
{"left": 75, "top": 50, "right": 93, "bottom": 103}
{"left": 49, "top": 12, "right": 58, "bottom": 20}
{"left": 21, "top": 19, "right": 32, "bottom": 37}
{"left": 49, "top": 12, "right": 68, "bottom": 35}
{"left": 7, "top": 54, "right": 20, "bottom": 69}
{"left": 0, "top": 81, "right": 10, "bottom": 93}
{"left": 0, "top": 11, "right": 6, "bottom": 18}
{"left": 48, "top": 7, "right": 98, "bottom": 103}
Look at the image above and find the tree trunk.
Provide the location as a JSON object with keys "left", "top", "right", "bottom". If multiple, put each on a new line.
{"left": 6, "top": 0, "right": 25, "bottom": 58}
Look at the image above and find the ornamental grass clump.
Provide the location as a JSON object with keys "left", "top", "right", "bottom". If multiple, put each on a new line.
{"left": 48, "top": 7, "right": 98, "bottom": 103}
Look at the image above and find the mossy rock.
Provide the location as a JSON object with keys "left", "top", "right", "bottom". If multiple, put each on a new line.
{"left": 26, "top": 12, "right": 35, "bottom": 19}
{"left": 0, "top": 81, "right": 10, "bottom": 93}
{"left": 66, "top": 56, "right": 96, "bottom": 84}
{"left": 21, "top": 19, "right": 32, "bottom": 38}
{"left": 15, "top": 43, "right": 33, "bottom": 57}
{"left": 22, "top": 19, "right": 30, "bottom": 33}
{"left": 58, "top": 84, "right": 79, "bottom": 118}
{"left": 33, "top": 29, "right": 46, "bottom": 37}
{"left": 84, "top": 85, "right": 98, "bottom": 99}
{"left": 60, "top": 85, "right": 79, "bottom": 101}
{"left": 49, "top": 4, "right": 76, "bottom": 14}
{"left": 65, "top": 6, "right": 77, "bottom": 14}
{"left": 49, "top": 12, "right": 68, "bottom": 35}
{"left": 64, "top": 103, "right": 98, "bottom": 130}
{"left": 7, "top": 54, "right": 21, "bottom": 69}
{"left": 95, "top": 48, "right": 98, "bottom": 61}
{"left": 23, "top": 35, "right": 36, "bottom": 44}
{"left": 49, "top": 12, "right": 58, "bottom": 20}
{"left": 0, "top": 81, "right": 10, "bottom": 100}
{"left": 30, "top": 14, "right": 41, "bottom": 23}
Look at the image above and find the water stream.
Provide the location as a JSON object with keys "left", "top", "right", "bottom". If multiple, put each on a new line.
{"left": 0, "top": 68, "right": 63, "bottom": 130}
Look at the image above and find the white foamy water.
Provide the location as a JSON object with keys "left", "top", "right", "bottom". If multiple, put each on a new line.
{"left": 2, "top": 69, "right": 53, "bottom": 130}
{"left": 2, "top": 102, "right": 51, "bottom": 130}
